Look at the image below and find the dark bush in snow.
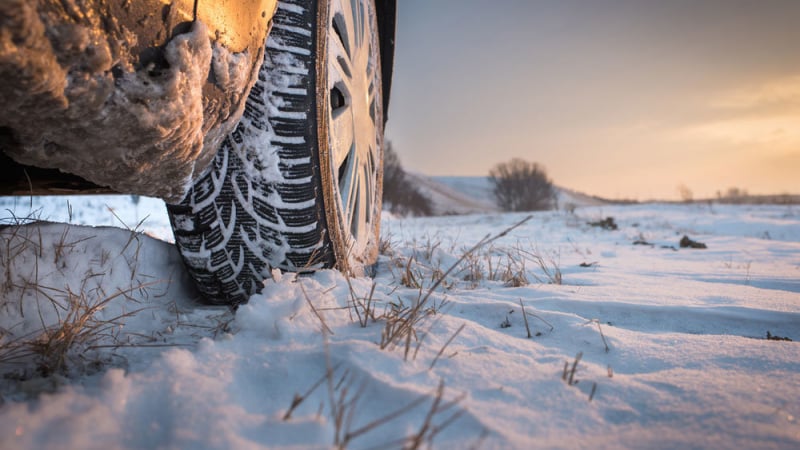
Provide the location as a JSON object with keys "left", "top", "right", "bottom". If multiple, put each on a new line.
{"left": 382, "top": 142, "right": 433, "bottom": 216}
{"left": 489, "top": 158, "right": 556, "bottom": 211}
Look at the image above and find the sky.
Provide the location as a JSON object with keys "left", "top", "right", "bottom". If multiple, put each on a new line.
{"left": 383, "top": 0, "right": 800, "bottom": 200}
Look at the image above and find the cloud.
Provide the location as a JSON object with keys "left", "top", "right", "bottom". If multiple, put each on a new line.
{"left": 685, "top": 115, "right": 800, "bottom": 146}
{"left": 712, "top": 75, "right": 800, "bottom": 110}
{"left": 679, "top": 74, "right": 800, "bottom": 147}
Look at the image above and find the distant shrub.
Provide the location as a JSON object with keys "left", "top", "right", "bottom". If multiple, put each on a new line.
{"left": 716, "top": 187, "right": 750, "bottom": 204}
{"left": 677, "top": 184, "right": 693, "bottom": 203}
{"left": 489, "top": 158, "right": 555, "bottom": 211}
{"left": 711, "top": 187, "right": 800, "bottom": 205}
{"left": 382, "top": 143, "right": 433, "bottom": 216}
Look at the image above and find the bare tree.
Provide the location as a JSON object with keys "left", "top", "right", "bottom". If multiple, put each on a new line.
{"left": 382, "top": 142, "right": 433, "bottom": 216}
{"left": 489, "top": 158, "right": 555, "bottom": 211}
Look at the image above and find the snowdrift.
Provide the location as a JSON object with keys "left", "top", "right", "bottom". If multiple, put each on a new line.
{"left": 1, "top": 198, "right": 799, "bottom": 449}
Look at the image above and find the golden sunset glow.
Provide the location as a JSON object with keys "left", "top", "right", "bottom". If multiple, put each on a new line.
{"left": 693, "top": 76, "right": 800, "bottom": 145}
{"left": 686, "top": 117, "right": 800, "bottom": 147}
{"left": 386, "top": 1, "right": 800, "bottom": 200}
{"left": 712, "top": 75, "right": 800, "bottom": 110}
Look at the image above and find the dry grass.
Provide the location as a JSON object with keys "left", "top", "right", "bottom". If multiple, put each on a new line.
{"left": 307, "top": 216, "right": 537, "bottom": 368}
{"left": 518, "top": 246, "right": 562, "bottom": 285}
{"left": 384, "top": 224, "right": 568, "bottom": 295}
{"left": 519, "top": 299, "right": 532, "bottom": 338}
{"left": 380, "top": 216, "right": 533, "bottom": 360}
{"left": 561, "top": 351, "right": 602, "bottom": 403}
{"left": 400, "top": 256, "right": 423, "bottom": 289}
{"left": 281, "top": 340, "right": 470, "bottom": 450}
{"left": 1, "top": 217, "right": 170, "bottom": 380}
{"left": 299, "top": 280, "right": 335, "bottom": 334}
{"left": 0, "top": 280, "right": 152, "bottom": 376}
{"left": 451, "top": 246, "right": 532, "bottom": 288}
{"left": 492, "top": 249, "right": 530, "bottom": 287}
{"left": 587, "top": 319, "right": 611, "bottom": 353}
{"left": 330, "top": 375, "right": 465, "bottom": 449}
{"left": 562, "top": 352, "right": 582, "bottom": 386}
{"left": 429, "top": 323, "right": 465, "bottom": 370}
{"left": 347, "top": 279, "right": 378, "bottom": 329}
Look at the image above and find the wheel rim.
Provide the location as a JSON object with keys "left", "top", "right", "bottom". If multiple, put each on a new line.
{"left": 322, "top": 0, "right": 383, "bottom": 270}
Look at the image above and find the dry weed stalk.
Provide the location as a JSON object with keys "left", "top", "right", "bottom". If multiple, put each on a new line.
{"left": 322, "top": 358, "right": 464, "bottom": 450}
{"left": 283, "top": 362, "right": 343, "bottom": 421}
{"left": 1, "top": 217, "right": 168, "bottom": 377}
{"left": 1, "top": 217, "right": 45, "bottom": 314}
{"left": 1, "top": 280, "right": 153, "bottom": 375}
{"left": 519, "top": 299, "right": 532, "bottom": 338}
{"left": 496, "top": 249, "right": 529, "bottom": 287}
{"left": 397, "top": 380, "right": 466, "bottom": 450}
{"left": 410, "top": 301, "right": 452, "bottom": 362}
{"left": 429, "top": 323, "right": 465, "bottom": 370}
{"left": 460, "top": 252, "right": 485, "bottom": 287}
{"left": 561, "top": 352, "right": 602, "bottom": 402}
{"left": 400, "top": 256, "right": 422, "bottom": 289}
{"left": 589, "top": 382, "right": 598, "bottom": 402}
{"left": 562, "top": 352, "right": 582, "bottom": 386}
{"left": 344, "top": 276, "right": 378, "bottom": 328}
{"left": 420, "top": 235, "right": 442, "bottom": 262}
{"left": 381, "top": 216, "right": 532, "bottom": 359}
{"left": 298, "top": 281, "right": 334, "bottom": 335}
{"left": 518, "top": 246, "right": 562, "bottom": 285}
{"left": 520, "top": 302, "right": 554, "bottom": 334}
{"left": 457, "top": 246, "right": 531, "bottom": 288}
{"left": 378, "top": 234, "right": 395, "bottom": 256}
{"left": 587, "top": 319, "right": 610, "bottom": 352}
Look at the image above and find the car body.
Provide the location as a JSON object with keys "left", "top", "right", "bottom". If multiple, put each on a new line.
{"left": 0, "top": 0, "right": 395, "bottom": 203}
{"left": 0, "top": 0, "right": 396, "bottom": 305}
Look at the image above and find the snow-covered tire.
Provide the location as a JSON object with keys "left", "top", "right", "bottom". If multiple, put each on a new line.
{"left": 167, "top": 0, "right": 384, "bottom": 306}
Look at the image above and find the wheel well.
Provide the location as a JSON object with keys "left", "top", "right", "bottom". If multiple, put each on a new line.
{"left": 0, "top": 0, "right": 397, "bottom": 197}
{"left": 0, "top": 130, "right": 114, "bottom": 196}
{"left": 374, "top": 0, "right": 396, "bottom": 123}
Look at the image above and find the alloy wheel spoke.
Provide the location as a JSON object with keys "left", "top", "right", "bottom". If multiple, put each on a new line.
{"left": 342, "top": 151, "right": 359, "bottom": 223}
{"left": 337, "top": 0, "right": 356, "bottom": 56}
{"left": 326, "top": 0, "right": 381, "bottom": 258}
{"left": 330, "top": 101, "right": 354, "bottom": 170}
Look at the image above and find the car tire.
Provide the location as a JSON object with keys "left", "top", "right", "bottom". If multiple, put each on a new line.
{"left": 167, "top": 0, "right": 384, "bottom": 306}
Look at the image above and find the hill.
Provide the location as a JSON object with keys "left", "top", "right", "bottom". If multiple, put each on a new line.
{"left": 402, "top": 174, "right": 609, "bottom": 215}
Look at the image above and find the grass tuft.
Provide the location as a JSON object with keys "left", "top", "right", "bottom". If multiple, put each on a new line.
{"left": 0, "top": 217, "right": 176, "bottom": 383}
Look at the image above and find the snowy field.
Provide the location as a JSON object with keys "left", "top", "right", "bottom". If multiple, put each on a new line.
{"left": 1, "top": 195, "right": 799, "bottom": 449}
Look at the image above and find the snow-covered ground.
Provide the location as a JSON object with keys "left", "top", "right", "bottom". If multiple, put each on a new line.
{"left": 1, "top": 195, "right": 799, "bottom": 449}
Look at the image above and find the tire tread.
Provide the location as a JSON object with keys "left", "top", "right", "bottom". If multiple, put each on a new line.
{"left": 167, "top": 0, "right": 334, "bottom": 305}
